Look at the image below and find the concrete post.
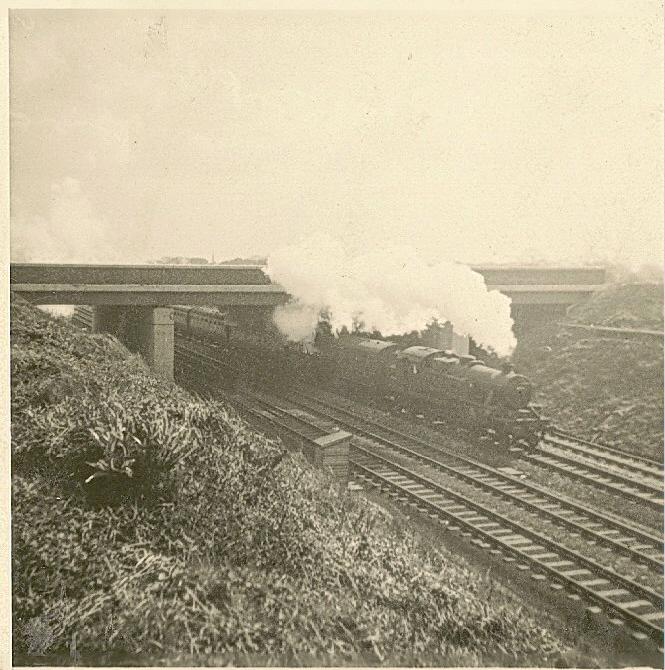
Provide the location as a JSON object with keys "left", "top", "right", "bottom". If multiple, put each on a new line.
{"left": 312, "top": 430, "right": 351, "bottom": 482}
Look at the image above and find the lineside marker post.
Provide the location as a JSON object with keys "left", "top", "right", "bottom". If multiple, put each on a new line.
{"left": 312, "top": 431, "right": 352, "bottom": 483}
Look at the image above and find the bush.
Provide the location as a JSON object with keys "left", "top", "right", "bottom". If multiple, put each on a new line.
{"left": 12, "top": 300, "right": 567, "bottom": 665}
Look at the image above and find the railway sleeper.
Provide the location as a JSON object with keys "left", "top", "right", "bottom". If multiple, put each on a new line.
{"left": 543, "top": 560, "right": 576, "bottom": 569}
{"left": 420, "top": 493, "right": 448, "bottom": 503}
{"left": 503, "top": 538, "right": 534, "bottom": 547}
{"left": 596, "top": 588, "right": 630, "bottom": 598}
{"left": 454, "top": 510, "right": 482, "bottom": 519}
{"left": 562, "top": 569, "right": 592, "bottom": 578}
{"left": 620, "top": 600, "right": 656, "bottom": 611}
{"left": 522, "top": 544, "right": 556, "bottom": 559}
{"left": 577, "top": 578, "right": 610, "bottom": 588}
{"left": 517, "top": 494, "right": 542, "bottom": 502}
{"left": 595, "top": 529, "right": 620, "bottom": 536}
{"left": 498, "top": 534, "right": 529, "bottom": 544}
{"left": 484, "top": 528, "right": 515, "bottom": 537}
{"left": 439, "top": 505, "right": 468, "bottom": 513}
{"left": 528, "top": 573, "right": 548, "bottom": 581}
{"left": 459, "top": 515, "right": 487, "bottom": 523}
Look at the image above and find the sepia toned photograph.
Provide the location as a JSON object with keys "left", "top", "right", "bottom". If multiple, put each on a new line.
{"left": 6, "top": 2, "right": 664, "bottom": 667}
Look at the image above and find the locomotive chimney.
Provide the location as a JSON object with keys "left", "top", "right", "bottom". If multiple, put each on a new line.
{"left": 425, "top": 321, "right": 453, "bottom": 349}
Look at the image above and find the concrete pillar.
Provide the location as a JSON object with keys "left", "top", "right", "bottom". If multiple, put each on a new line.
{"left": 140, "top": 307, "right": 174, "bottom": 381}
{"left": 90, "top": 305, "right": 174, "bottom": 380}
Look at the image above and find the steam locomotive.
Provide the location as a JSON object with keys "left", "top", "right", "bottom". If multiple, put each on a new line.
{"left": 174, "top": 306, "right": 548, "bottom": 447}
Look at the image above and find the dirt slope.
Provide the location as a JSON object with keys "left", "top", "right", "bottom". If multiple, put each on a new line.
{"left": 513, "top": 284, "right": 663, "bottom": 461}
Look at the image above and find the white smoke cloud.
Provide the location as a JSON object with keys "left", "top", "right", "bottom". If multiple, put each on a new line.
{"left": 11, "top": 177, "right": 134, "bottom": 264}
{"left": 38, "top": 305, "right": 75, "bottom": 318}
{"left": 266, "top": 234, "right": 517, "bottom": 356}
{"left": 11, "top": 177, "right": 140, "bottom": 313}
{"left": 272, "top": 302, "right": 321, "bottom": 343}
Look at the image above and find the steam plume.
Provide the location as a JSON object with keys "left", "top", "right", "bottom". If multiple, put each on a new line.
{"left": 266, "top": 234, "right": 516, "bottom": 356}
{"left": 11, "top": 177, "right": 133, "bottom": 264}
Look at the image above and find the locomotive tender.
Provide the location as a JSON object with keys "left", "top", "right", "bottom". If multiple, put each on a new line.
{"left": 174, "top": 306, "right": 548, "bottom": 447}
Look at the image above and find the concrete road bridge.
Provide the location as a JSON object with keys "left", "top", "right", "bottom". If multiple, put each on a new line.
{"left": 470, "top": 265, "right": 607, "bottom": 334}
{"left": 11, "top": 262, "right": 606, "bottom": 379}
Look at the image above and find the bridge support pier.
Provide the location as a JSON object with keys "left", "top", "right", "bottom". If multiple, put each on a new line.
{"left": 91, "top": 306, "right": 174, "bottom": 380}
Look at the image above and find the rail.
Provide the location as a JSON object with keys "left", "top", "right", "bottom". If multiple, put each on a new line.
{"left": 558, "top": 323, "right": 663, "bottom": 340}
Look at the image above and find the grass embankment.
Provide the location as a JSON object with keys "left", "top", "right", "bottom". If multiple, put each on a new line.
{"left": 513, "top": 283, "right": 663, "bottom": 462}
{"left": 11, "top": 298, "right": 568, "bottom": 666}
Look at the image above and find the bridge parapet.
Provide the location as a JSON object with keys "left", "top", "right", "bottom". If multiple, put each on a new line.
{"left": 472, "top": 265, "right": 606, "bottom": 287}
{"left": 10, "top": 263, "right": 272, "bottom": 285}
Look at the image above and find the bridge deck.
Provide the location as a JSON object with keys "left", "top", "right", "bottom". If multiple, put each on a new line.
{"left": 10, "top": 263, "right": 606, "bottom": 306}
{"left": 11, "top": 283, "right": 288, "bottom": 306}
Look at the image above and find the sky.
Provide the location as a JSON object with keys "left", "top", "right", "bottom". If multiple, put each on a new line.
{"left": 9, "top": 3, "right": 664, "bottom": 268}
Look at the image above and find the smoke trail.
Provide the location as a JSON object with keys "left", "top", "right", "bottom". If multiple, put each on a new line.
{"left": 271, "top": 302, "right": 322, "bottom": 343}
{"left": 11, "top": 177, "right": 131, "bottom": 264}
{"left": 38, "top": 305, "right": 75, "bottom": 318}
{"left": 266, "top": 234, "right": 516, "bottom": 356}
{"left": 11, "top": 178, "right": 142, "bottom": 316}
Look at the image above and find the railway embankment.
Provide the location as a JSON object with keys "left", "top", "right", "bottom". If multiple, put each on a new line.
{"left": 513, "top": 283, "right": 663, "bottom": 461}
{"left": 12, "top": 298, "right": 571, "bottom": 666}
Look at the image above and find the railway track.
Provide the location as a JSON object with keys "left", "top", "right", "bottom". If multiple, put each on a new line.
{"left": 171, "top": 331, "right": 663, "bottom": 509}
{"left": 235, "top": 390, "right": 664, "bottom": 648}
{"left": 76, "top": 312, "right": 662, "bottom": 486}
{"left": 177, "top": 331, "right": 662, "bottom": 506}
{"left": 558, "top": 323, "right": 664, "bottom": 341}
{"left": 173, "top": 343, "right": 664, "bottom": 648}
{"left": 286, "top": 391, "right": 663, "bottom": 571}
{"left": 524, "top": 434, "right": 662, "bottom": 511}
{"left": 543, "top": 429, "right": 662, "bottom": 478}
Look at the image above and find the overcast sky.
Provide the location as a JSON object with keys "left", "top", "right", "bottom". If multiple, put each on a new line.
{"left": 9, "top": 3, "right": 663, "bottom": 267}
